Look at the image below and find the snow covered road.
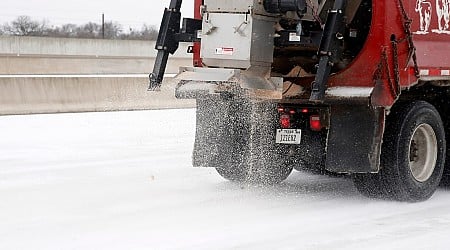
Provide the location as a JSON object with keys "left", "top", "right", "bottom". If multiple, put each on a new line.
{"left": 1, "top": 109, "right": 450, "bottom": 250}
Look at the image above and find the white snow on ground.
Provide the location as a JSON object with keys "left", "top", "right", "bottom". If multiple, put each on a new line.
{"left": 1, "top": 109, "right": 450, "bottom": 250}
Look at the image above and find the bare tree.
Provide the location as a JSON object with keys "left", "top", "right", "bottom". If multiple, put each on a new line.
{"left": 139, "top": 24, "right": 159, "bottom": 40}
{"left": 76, "top": 22, "right": 101, "bottom": 38}
{"left": 59, "top": 24, "right": 79, "bottom": 37}
{"left": 3, "top": 16, "right": 48, "bottom": 36}
{"left": 103, "top": 21, "right": 123, "bottom": 39}
{"left": 0, "top": 16, "right": 158, "bottom": 40}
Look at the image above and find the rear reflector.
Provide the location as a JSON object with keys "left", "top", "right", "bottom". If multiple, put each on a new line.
{"left": 310, "top": 115, "right": 322, "bottom": 131}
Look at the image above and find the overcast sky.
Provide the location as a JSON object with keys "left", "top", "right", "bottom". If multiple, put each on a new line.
{"left": 0, "top": 0, "right": 194, "bottom": 29}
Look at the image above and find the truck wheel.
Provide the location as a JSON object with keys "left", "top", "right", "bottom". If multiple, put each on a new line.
{"left": 248, "top": 152, "right": 294, "bottom": 184}
{"left": 354, "top": 101, "right": 445, "bottom": 201}
{"left": 216, "top": 163, "right": 293, "bottom": 184}
{"left": 212, "top": 115, "right": 249, "bottom": 182}
{"left": 215, "top": 147, "right": 293, "bottom": 184}
{"left": 215, "top": 166, "right": 246, "bottom": 182}
{"left": 215, "top": 156, "right": 248, "bottom": 182}
{"left": 439, "top": 124, "right": 450, "bottom": 186}
{"left": 214, "top": 101, "right": 293, "bottom": 184}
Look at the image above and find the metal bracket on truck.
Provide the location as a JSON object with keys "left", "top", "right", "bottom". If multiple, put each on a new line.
{"left": 148, "top": 0, "right": 201, "bottom": 91}
{"left": 310, "top": 0, "right": 347, "bottom": 102}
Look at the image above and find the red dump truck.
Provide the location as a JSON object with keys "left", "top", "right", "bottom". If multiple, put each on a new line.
{"left": 150, "top": 0, "right": 450, "bottom": 201}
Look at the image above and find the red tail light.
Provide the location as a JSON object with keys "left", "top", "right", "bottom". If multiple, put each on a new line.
{"left": 280, "top": 114, "right": 291, "bottom": 129}
{"left": 310, "top": 115, "right": 322, "bottom": 131}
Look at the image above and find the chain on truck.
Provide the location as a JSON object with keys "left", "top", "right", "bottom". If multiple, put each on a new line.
{"left": 149, "top": 0, "right": 450, "bottom": 202}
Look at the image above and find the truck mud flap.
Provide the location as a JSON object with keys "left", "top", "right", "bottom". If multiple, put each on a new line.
{"left": 326, "top": 105, "right": 385, "bottom": 173}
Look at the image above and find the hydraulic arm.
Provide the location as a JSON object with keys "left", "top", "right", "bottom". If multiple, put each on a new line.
{"left": 148, "top": 0, "right": 200, "bottom": 90}
{"left": 310, "top": 0, "right": 347, "bottom": 102}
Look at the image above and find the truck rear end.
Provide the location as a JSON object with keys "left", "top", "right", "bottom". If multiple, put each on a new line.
{"left": 150, "top": 0, "right": 450, "bottom": 201}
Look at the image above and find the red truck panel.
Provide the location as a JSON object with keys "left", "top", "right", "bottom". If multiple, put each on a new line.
{"left": 410, "top": 0, "right": 450, "bottom": 77}
{"left": 193, "top": 0, "right": 203, "bottom": 67}
{"left": 326, "top": 0, "right": 450, "bottom": 106}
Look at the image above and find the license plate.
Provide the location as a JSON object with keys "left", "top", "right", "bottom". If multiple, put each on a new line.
{"left": 276, "top": 129, "right": 302, "bottom": 144}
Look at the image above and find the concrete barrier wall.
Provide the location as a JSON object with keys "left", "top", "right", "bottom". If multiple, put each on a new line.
{"left": 0, "top": 36, "right": 191, "bottom": 74}
{"left": 0, "top": 76, "right": 195, "bottom": 115}
{"left": 0, "top": 56, "right": 192, "bottom": 75}
{"left": 0, "top": 36, "right": 196, "bottom": 115}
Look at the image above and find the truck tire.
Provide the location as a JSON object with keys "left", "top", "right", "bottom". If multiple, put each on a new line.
{"left": 210, "top": 103, "right": 249, "bottom": 182}
{"left": 215, "top": 166, "right": 246, "bottom": 182}
{"left": 353, "top": 101, "right": 445, "bottom": 201}
{"left": 245, "top": 150, "right": 294, "bottom": 184}
{"left": 215, "top": 155, "right": 293, "bottom": 184}
{"left": 214, "top": 139, "right": 249, "bottom": 183}
{"left": 439, "top": 121, "right": 450, "bottom": 186}
{"left": 213, "top": 100, "right": 293, "bottom": 184}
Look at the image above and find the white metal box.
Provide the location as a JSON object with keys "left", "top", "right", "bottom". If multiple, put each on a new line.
{"left": 200, "top": 12, "right": 276, "bottom": 69}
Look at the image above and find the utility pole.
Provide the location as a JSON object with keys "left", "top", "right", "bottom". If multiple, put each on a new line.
{"left": 102, "top": 13, "right": 105, "bottom": 39}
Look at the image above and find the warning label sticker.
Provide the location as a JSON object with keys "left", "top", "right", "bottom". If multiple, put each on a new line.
{"left": 289, "top": 32, "right": 301, "bottom": 42}
{"left": 215, "top": 47, "right": 234, "bottom": 56}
